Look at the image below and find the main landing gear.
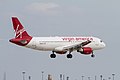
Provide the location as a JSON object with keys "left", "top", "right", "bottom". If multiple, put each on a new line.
{"left": 50, "top": 51, "right": 95, "bottom": 58}
{"left": 50, "top": 51, "right": 56, "bottom": 58}
{"left": 50, "top": 51, "right": 73, "bottom": 58}
{"left": 67, "top": 54, "right": 73, "bottom": 58}
{"left": 66, "top": 48, "right": 73, "bottom": 58}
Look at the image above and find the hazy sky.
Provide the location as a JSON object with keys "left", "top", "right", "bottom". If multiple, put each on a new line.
{"left": 0, "top": 0, "right": 120, "bottom": 80}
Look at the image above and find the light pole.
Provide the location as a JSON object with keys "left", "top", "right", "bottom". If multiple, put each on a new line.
{"left": 42, "top": 71, "right": 44, "bottom": 80}
{"left": 67, "top": 76, "right": 69, "bottom": 80}
{"left": 3, "top": 72, "right": 6, "bottom": 80}
{"left": 95, "top": 76, "right": 97, "bottom": 80}
{"left": 100, "top": 75, "right": 103, "bottom": 80}
{"left": 22, "top": 71, "right": 26, "bottom": 80}
{"left": 63, "top": 75, "right": 65, "bottom": 80}
{"left": 108, "top": 77, "right": 111, "bottom": 80}
{"left": 112, "top": 74, "right": 115, "bottom": 80}
{"left": 60, "top": 74, "right": 62, "bottom": 80}
{"left": 88, "top": 77, "right": 90, "bottom": 80}
{"left": 81, "top": 76, "right": 84, "bottom": 80}
{"left": 29, "top": 76, "right": 31, "bottom": 80}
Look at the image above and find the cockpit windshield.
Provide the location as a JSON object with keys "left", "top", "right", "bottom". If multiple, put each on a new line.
{"left": 100, "top": 40, "right": 103, "bottom": 42}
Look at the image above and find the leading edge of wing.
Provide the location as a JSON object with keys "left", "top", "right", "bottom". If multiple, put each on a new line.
{"left": 54, "top": 40, "right": 91, "bottom": 52}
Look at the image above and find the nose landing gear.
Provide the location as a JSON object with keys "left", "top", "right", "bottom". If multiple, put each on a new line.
{"left": 91, "top": 52, "right": 95, "bottom": 57}
{"left": 91, "top": 54, "right": 95, "bottom": 57}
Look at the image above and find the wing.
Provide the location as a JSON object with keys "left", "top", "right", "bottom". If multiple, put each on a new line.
{"left": 54, "top": 40, "right": 91, "bottom": 53}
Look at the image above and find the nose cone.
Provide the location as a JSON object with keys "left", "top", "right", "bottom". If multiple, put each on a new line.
{"left": 101, "top": 42, "right": 106, "bottom": 49}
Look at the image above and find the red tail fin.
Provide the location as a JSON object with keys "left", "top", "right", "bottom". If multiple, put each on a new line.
{"left": 12, "top": 17, "right": 31, "bottom": 38}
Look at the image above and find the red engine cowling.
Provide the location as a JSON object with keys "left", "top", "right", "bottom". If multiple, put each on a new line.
{"left": 80, "top": 47, "right": 93, "bottom": 55}
{"left": 55, "top": 51, "right": 67, "bottom": 54}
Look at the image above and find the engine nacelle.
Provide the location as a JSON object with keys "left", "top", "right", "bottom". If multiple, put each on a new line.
{"left": 79, "top": 47, "right": 93, "bottom": 55}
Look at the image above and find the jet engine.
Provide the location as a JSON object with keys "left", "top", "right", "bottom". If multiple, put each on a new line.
{"left": 78, "top": 47, "right": 93, "bottom": 55}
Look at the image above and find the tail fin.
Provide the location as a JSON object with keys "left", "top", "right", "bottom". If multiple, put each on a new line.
{"left": 12, "top": 17, "right": 31, "bottom": 39}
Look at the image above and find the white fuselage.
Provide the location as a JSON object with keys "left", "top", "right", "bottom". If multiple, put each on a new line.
{"left": 26, "top": 36, "right": 105, "bottom": 51}
{"left": 10, "top": 17, "right": 106, "bottom": 58}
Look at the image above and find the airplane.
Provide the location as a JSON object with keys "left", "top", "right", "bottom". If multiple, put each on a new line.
{"left": 9, "top": 17, "right": 106, "bottom": 58}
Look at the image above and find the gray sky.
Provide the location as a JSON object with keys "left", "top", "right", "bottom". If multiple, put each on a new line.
{"left": 0, "top": 0, "right": 120, "bottom": 80}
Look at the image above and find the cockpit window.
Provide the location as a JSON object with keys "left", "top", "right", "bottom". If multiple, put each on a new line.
{"left": 100, "top": 40, "right": 103, "bottom": 42}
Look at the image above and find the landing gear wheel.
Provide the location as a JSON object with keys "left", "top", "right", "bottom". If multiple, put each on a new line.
{"left": 67, "top": 54, "right": 73, "bottom": 58}
{"left": 50, "top": 54, "right": 56, "bottom": 58}
{"left": 91, "top": 54, "right": 95, "bottom": 58}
